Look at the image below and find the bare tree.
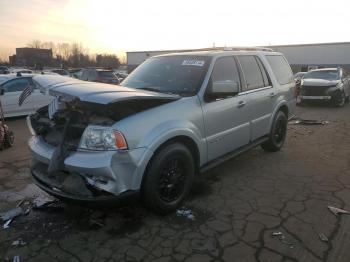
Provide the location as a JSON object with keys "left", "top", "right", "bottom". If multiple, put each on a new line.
{"left": 27, "top": 40, "right": 42, "bottom": 49}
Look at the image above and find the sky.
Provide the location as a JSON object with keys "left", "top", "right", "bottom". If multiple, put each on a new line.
{"left": 0, "top": 0, "right": 349, "bottom": 60}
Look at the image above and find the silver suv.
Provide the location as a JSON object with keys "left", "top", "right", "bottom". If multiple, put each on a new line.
{"left": 28, "top": 49, "right": 295, "bottom": 213}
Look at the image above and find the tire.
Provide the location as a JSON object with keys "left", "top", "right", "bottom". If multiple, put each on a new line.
{"left": 334, "top": 91, "right": 346, "bottom": 107}
{"left": 261, "top": 111, "right": 288, "bottom": 152}
{"left": 142, "top": 143, "right": 195, "bottom": 214}
{"left": 4, "top": 131, "right": 14, "bottom": 148}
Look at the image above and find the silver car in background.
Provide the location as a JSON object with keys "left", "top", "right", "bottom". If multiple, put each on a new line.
{"left": 27, "top": 49, "right": 295, "bottom": 213}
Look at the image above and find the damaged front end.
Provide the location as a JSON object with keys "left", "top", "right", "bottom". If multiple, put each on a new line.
{"left": 28, "top": 75, "right": 179, "bottom": 204}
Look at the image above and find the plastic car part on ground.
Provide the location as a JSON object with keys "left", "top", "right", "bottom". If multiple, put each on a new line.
{"left": 319, "top": 233, "right": 329, "bottom": 242}
{"left": 327, "top": 206, "right": 349, "bottom": 216}
{"left": 176, "top": 207, "right": 195, "bottom": 220}
{"left": 271, "top": 231, "right": 294, "bottom": 248}
{"left": 0, "top": 207, "right": 24, "bottom": 221}
{"left": 289, "top": 118, "right": 329, "bottom": 125}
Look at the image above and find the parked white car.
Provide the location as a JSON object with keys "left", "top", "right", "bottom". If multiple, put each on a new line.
{"left": 0, "top": 74, "right": 53, "bottom": 117}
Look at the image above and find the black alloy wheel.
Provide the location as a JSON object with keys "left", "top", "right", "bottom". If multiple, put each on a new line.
{"left": 142, "top": 143, "right": 195, "bottom": 214}
{"left": 261, "top": 111, "right": 288, "bottom": 152}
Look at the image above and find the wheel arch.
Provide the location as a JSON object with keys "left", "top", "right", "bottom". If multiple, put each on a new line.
{"left": 139, "top": 135, "right": 201, "bottom": 194}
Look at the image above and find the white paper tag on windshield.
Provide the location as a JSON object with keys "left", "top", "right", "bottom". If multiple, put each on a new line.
{"left": 182, "top": 60, "right": 205, "bottom": 66}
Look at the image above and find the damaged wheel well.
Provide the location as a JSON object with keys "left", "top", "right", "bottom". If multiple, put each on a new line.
{"left": 141, "top": 135, "right": 200, "bottom": 189}
{"left": 279, "top": 105, "right": 289, "bottom": 118}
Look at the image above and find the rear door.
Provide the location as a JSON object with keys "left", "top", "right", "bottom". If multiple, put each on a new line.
{"left": 202, "top": 56, "right": 250, "bottom": 161}
{"left": 237, "top": 55, "right": 275, "bottom": 141}
{"left": 0, "top": 77, "right": 33, "bottom": 117}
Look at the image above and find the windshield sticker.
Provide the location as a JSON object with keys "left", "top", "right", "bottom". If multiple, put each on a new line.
{"left": 182, "top": 60, "right": 205, "bottom": 66}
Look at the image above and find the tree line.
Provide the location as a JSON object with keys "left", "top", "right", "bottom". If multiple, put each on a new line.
{"left": 24, "top": 40, "right": 121, "bottom": 69}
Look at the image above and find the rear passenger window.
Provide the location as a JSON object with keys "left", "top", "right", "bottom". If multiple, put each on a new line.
{"left": 266, "top": 55, "right": 293, "bottom": 85}
{"left": 256, "top": 57, "right": 271, "bottom": 87}
{"left": 238, "top": 56, "right": 266, "bottom": 91}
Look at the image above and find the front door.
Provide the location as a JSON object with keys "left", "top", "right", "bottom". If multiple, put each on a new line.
{"left": 0, "top": 77, "right": 33, "bottom": 117}
{"left": 201, "top": 56, "right": 250, "bottom": 162}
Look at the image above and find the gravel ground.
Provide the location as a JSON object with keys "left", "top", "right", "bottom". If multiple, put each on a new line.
{"left": 0, "top": 103, "right": 350, "bottom": 262}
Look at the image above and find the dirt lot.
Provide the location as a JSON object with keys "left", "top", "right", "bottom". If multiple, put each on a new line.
{"left": 1, "top": 103, "right": 350, "bottom": 262}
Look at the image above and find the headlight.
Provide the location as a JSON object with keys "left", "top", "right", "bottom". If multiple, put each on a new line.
{"left": 79, "top": 125, "right": 128, "bottom": 151}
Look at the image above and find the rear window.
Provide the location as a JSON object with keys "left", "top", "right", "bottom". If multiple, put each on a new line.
{"left": 266, "top": 55, "right": 293, "bottom": 85}
{"left": 98, "top": 71, "right": 115, "bottom": 78}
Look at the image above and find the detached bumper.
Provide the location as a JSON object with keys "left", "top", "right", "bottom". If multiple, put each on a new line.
{"left": 31, "top": 163, "right": 139, "bottom": 206}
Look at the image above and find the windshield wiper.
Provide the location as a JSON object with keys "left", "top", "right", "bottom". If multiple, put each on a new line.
{"left": 139, "top": 87, "right": 179, "bottom": 96}
{"left": 138, "top": 87, "right": 163, "bottom": 93}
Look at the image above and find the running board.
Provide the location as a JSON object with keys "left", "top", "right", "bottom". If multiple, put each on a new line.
{"left": 200, "top": 136, "right": 269, "bottom": 173}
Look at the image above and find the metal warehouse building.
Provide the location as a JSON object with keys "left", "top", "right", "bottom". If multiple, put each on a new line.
{"left": 126, "top": 42, "right": 350, "bottom": 73}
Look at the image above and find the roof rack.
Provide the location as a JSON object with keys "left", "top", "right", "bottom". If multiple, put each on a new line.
{"left": 222, "top": 46, "right": 274, "bottom": 52}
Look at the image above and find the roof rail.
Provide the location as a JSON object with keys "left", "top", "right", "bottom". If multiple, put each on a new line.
{"left": 222, "top": 46, "right": 274, "bottom": 52}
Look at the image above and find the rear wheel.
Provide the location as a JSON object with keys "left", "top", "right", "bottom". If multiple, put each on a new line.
{"left": 142, "top": 143, "right": 195, "bottom": 214}
{"left": 261, "top": 111, "right": 287, "bottom": 152}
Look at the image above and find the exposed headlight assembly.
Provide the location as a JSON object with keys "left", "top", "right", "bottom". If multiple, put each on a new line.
{"left": 79, "top": 125, "right": 128, "bottom": 151}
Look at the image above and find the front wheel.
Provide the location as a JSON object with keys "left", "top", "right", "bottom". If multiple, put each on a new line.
{"left": 142, "top": 143, "right": 195, "bottom": 214}
{"left": 261, "top": 111, "right": 288, "bottom": 152}
{"left": 334, "top": 91, "right": 346, "bottom": 107}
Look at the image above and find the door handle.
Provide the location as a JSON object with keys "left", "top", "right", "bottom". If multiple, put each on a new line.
{"left": 268, "top": 92, "right": 276, "bottom": 98}
{"left": 237, "top": 100, "right": 246, "bottom": 107}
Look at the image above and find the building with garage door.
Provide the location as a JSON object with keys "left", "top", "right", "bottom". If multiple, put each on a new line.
{"left": 127, "top": 42, "right": 350, "bottom": 74}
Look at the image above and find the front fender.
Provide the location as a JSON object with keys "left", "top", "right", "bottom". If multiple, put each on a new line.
{"left": 138, "top": 120, "right": 206, "bottom": 165}
{"left": 129, "top": 121, "right": 206, "bottom": 190}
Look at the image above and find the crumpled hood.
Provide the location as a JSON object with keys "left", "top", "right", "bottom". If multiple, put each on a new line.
{"left": 302, "top": 78, "right": 340, "bottom": 87}
{"left": 32, "top": 75, "right": 179, "bottom": 105}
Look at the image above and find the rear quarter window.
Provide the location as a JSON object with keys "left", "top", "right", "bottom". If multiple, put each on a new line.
{"left": 266, "top": 55, "right": 293, "bottom": 85}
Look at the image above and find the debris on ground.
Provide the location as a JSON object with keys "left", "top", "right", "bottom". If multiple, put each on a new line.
{"left": 32, "top": 196, "right": 56, "bottom": 209}
{"left": 176, "top": 208, "right": 195, "bottom": 220}
{"left": 89, "top": 218, "right": 105, "bottom": 228}
{"left": 12, "top": 239, "right": 27, "bottom": 247}
{"left": 271, "top": 231, "right": 294, "bottom": 248}
{"left": 271, "top": 231, "right": 283, "bottom": 236}
{"left": 289, "top": 118, "right": 329, "bottom": 125}
{"left": 327, "top": 206, "right": 349, "bottom": 216}
{"left": 0, "top": 207, "right": 24, "bottom": 221}
{"left": 319, "top": 233, "right": 329, "bottom": 242}
{"left": 3, "top": 219, "right": 12, "bottom": 229}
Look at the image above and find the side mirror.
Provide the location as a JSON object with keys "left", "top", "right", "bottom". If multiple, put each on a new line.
{"left": 207, "top": 80, "right": 239, "bottom": 100}
{"left": 0, "top": 88, "right": 4, "bottom": 96}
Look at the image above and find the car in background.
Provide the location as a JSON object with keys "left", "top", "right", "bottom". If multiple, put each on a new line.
{"left": 294, "top": 72, "right": 307, "bottom": 99}
{"left": 77, "top": 68, "right": 120, "bottom": 84}
{"left": 294, "top": 72, "right": 306, "bottom": 81}
{"left": 299, "top": 68, "right": 350, "bottom": 106}
{"left": 0, "top": 74, "right": 53, "bottom": 117}
{"left": 49, "top": 69, "right": 70, "bottom": 76}
{"left": 11, "top": 68, "right": 33, "bottom": 74}
{"left": 0, "top": 66, "right": 10, "bottom": 74}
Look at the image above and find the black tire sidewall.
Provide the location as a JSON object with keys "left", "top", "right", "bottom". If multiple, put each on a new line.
{"left": 270, "top": 111, "right": 287, "bottom": 149}
{"left": 142, "top": 143, "right": 195, "bottom": 214}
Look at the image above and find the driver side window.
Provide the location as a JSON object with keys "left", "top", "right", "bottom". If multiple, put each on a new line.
{"left": 206, "top": 56, "right": 241, "bottom": 100}
{"left": 2, "top": 78, "right": 30, "bottom": 93}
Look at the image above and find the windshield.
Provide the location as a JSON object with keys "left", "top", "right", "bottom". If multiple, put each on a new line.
{"left": 303, "top": 70, "right": 339, "bottom": 80}
{"left": 121, "top": 55, "right": 211, "bottom": 96}
{"left": 98, "top": 71, "right": 115, "bottom": 78}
